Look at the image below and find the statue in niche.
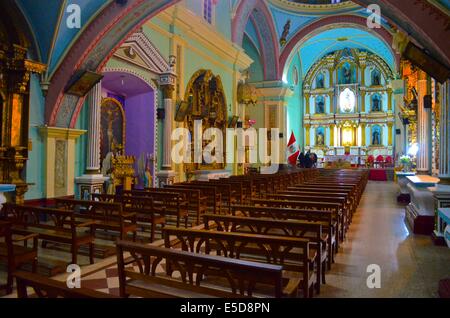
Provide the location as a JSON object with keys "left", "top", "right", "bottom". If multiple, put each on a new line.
{"left": 372, "top": 69, "right": 381, "bottom": 86}
{"left": 372, "top": 127, "right": 381, "bottom": 145}
{"left": 343, "top": 65, "right": 351, "bottom": 84}
{"left": 316, "top": 96, "right": 325, "bottom": 114}
{"left": 372, "top": 95, "right": 381, "bottom": 112}
{"left": 316, "top": 130, "right": 325, "bottom": 146}
{"left": 316, "top": 73, "right": 324, "bottom": 89}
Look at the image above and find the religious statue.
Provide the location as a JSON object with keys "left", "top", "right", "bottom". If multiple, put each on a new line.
{"left": 372, "top": 130, "right": 381, "bottom": 145}
{"left": 372, "top": 95, "right": 381, "bottom": 112}
{"left": 137, "top": 153, "right": 154, "bottom": 188}
{"left": 317, "top": 131, "right": 324, "bottom": 146}
{"left": 279, "top": 19, "right": 291, "bottom": 46}
{"left": 316, "top": 74, "right": 324, "bottom": 89}
{"left": 343, "top": 65, "right": 351, "bottom": 84}
{"left": 316, "top": 98, "right": 325, "bottom": 113}
{"left": 372, "top": 70, "right": 381, "bottom": 86}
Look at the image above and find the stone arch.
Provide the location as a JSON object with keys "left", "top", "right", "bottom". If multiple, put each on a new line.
{"left": 232, "top": 0, "right": 280, "bottom": 80}
{"left": 279, "top": 15, "right": 398, "bottom": 79}
{"left": 46, "top": 0, "right": 180, "bottom": 128}
{"left": 102, "top": 67, "right": 159, "bottom": 186}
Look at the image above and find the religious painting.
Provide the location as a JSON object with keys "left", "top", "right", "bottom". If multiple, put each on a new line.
{"left": 338, "top": 62, "right": 356, "bottom": 84}
{"left": 316, "top": 127, "right": 325, "bottom": 146}
{"left": 315, "top": 73, "right": 324, "bottom": 89}
{"left": 371, "top": 94, "right": 382, "bottom": 112}
{"left": 371, "top": 69, "right": 381, "bottom": 86}
{"left": 339, "top": 88, "right": 356, "bottom": 113}
{"left": 315, "top": 96, "right": 325, "bottom": 114}
{"left": 371, "top": 125, "right": 382, "bottom": 146}
{"left": 100, "top": 98, "right": 125, "bottom": 164}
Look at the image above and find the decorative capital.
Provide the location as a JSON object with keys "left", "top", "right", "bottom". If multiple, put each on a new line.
{"left": 158, "top": 72, "right": 176, "bottom": 98}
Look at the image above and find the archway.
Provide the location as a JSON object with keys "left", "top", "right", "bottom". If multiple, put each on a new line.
{"left": 232, "top": 0, "right": 280, "bottom": 80}
{"left": 45, "top": 0, "right": 180, "bottom": 129}
{"left": 279, "top": 15, "right": 398, "bottom": 79}
{"left": 101, "top": 70, "right": 158, "bottom": 188}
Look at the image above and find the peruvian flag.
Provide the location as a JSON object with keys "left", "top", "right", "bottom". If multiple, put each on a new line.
{"left": 287, "top": 131, "right": 300, "bottom": 166}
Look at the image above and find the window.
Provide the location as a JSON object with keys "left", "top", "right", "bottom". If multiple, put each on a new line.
{"left": 203, "top": 0, "right": 213, "bottom": 24}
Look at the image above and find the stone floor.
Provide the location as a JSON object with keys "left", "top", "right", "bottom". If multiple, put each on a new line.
{"left": 319, "top": 181, "right": 450, "bottom": 298}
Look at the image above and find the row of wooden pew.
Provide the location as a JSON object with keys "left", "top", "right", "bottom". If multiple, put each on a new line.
{"left": 0, "top": 168, "right": 367, "bottom": 297}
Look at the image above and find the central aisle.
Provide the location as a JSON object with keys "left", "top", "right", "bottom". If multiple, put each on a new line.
{"left": 319, "top": 181, "right": 450, "bottom": 298}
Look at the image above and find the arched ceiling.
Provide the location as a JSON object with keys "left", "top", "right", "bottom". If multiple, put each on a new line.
{"left": 297, "top": 27, "right": 395, "bottom": 75}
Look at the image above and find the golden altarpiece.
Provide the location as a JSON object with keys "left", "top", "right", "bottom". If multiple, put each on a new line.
{"left": 177, "top": 70, "right": 229, "bottom": 180}
{"left": 0, "top": 10, "right": 46, "bottom": 203}
{"left": 303, "top": 48, "right": 396, "bottom": 165}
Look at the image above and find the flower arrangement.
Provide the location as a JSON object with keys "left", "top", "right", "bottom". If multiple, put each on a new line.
{"left": 367, "top": 155, "right": 375, "bottom": 163}
{"left": 376, "top": 155, "right": 384, "bottom": 162}
{"left": 400, "top": 155, "right": 411, "bottom": 165}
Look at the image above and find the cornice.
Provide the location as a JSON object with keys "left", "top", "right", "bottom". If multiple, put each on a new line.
{"left": 38, "top": 126, "right": 86, "bottom": 140}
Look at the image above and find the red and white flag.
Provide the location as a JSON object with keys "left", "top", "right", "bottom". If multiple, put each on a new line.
{"left": 286, "top": 131, "right": 300, "bottom": 166}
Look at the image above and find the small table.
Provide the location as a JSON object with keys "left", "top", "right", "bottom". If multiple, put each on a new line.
{"left": 0, "top": 184, "right": 16, "bottom": 209}
{"left": 395, "top": 171, "right": 416, "bottom": 203}
{"left": 436, "top": 208, "right": 450, "bottom": 248}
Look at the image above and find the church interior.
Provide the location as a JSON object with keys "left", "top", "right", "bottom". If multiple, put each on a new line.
{"left": 0, "top": 0, "right": 449, "bottom": 300}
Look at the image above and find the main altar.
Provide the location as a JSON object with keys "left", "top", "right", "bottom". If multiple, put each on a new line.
{"left": 302, "top": 48, "right": 395, "bottom": 163}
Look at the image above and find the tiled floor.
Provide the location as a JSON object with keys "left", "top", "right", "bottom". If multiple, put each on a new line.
{"left": 2, "top": 181, "right": 450, "bottom": 298}
{"left": 318, "top": 181, "right": 450, "bottom": 298}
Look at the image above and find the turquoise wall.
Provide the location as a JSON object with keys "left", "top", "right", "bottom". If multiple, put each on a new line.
{"left": 25, "top": 74, "right": 45, "bottom": 200}
{"left": 285, "top": 53, "right": 304, "bottom": 150}
{"left": 74, "top": 101, "right": 88, "bottom": 178}
{"left": 242, "top": 35, "right": 263, "bottom": 83}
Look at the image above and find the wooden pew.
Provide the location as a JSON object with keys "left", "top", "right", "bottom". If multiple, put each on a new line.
{"left": 116, "top": 240, "right": 288, "bottom": 298}
{"left": 14, "top": 271, "right": 117, "bottom": 298}
{"left": 163, "top": 226, "right": 316, "bottom": 298}
{"left": 0, "top": 221, "right": 38, "bottom": 294}
{"left": 3, "top": 204, "right": 96, "bottom": 264}
{"left": 267, "top": 194, "right": 350, "bottom": 237}
{"left": 166, "top": 184, "right": 221, "bottom": 215}
{"left": 251, "top": 198, "right": 344, "bottom": 243}
{"left": 202, "top": 213, "right": 327, "bottom": 291}
{"left": 123, "top": 190, "right": 188, "bottom": 227}
{"left": 230, "top": 204, "right": 336, "bottom": 269}
{"left": 55, "top": 198, "right": 138, "bottom": 241}
{"left": 90, "top": 194, "right": 164, "bottom": 242}
{"left": 184, "top": 181, "right": 235, "bottom": 212}
{"left": 144, "top": 187, "right": 207, "bottom": 225}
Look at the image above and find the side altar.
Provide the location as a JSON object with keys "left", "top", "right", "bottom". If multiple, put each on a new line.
{"left": 405, "top": 175, "right": 440, "bottom": 235}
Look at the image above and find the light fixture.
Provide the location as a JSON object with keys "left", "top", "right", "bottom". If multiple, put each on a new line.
{"left": 120, "top": 75, "right": 125, "bottom": 86}
{"left": 407, "top": 143, "right": 419, "bottom": 157}
{"left": 237, "top": 70, "right": 257, "bottom": 106}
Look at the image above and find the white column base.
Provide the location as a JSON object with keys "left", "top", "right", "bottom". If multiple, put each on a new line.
{"left": 75, "top": 174, "right": 108, "bottom": 199}
{"left": 156, "top": 170, "right": 177, "bottom": 187}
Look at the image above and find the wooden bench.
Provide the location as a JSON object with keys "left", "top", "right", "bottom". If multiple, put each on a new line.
{"left": 3, "top": 204, "right": 96, "bottom": 265}
{"left": 167, "top": 184, "right": 221, "bottom": 214}
{"left": 90, "top": 194, "right": 164, "bottom": 242}
{"left": 0, "top": 220, "right": 38, "bottom": 295}
{"left": 116, "top": 240, "right": 288, "bottom": 298}
{"left": 267, "top": 194, "right": 350, "bottom": 237}
{"left": 202, "top": 213, "right": 327, "bottom": 292}
{"left": 163, "top": 226, "right": 316, "bottom": 298}
{"left": 144, "top": 187, "right": 206, "bottom": 225}
{"left": 55, "top": 198, "right": 138, "bottom": 241}
{"left": 14, "top": 271, "right": 117, "bottom": 298}
{"left": 124, "top": 190, "right": 188, "bottom": 227}
{"left": 230, "top": 204, "right": 336, "bottom": 269}
{"left": 252, "top": 198, "right": 344, "bottom": 243}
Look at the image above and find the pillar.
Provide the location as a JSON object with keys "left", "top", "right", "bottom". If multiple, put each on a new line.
{"left": 387, "top": 88, "right": 393, "bottom": 112}
{"left": 330, "top": 124, "right": 335, "bottom": 147}
{"left": 305, "top": 125, "right": 311, "bottom": 147}
{"left": 156, "top": 61, "right": 177, "bottom": 187}
{"left": 305, "top": 93, "right": 310, "bottom": 114}
{"left": 388, "top": 122, "right": 393, "bottom": 146}
{"left": 361, "top": 124, "right": 366, "bottom": 146}
{"left": 429, "top": 80, "right": 450, "bottom": 245}
{"left": 75, "top": 82, "right": 107, "bottom": 199}
{"left": 416, "top": 71, "right": 431, "bottom": 175}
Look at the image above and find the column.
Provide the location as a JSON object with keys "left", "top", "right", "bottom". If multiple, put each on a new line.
{"left": 86, "top": 83, "right": 102, "bottom": 173}
{"left": 75, "top": 82, "right": 107, "bottom": 199}
{"left": 387, "top": 88, "right": 393, "bottom": 112}
{"left": 416, "top": 71, "right": 431, "bottom": 175}
{"left": 388, "top": 122, "right": 393, "bottom": 146}
{"left": 305, "top": 124, "right": 310, "bottom": 147}
{"left": 428, "top": 81, "right": 450, "bottom": 245}
{"left": 305, "top": 93, "right": 310, "bottom": 114}
{"left": 330, "top": 124, "right": 335, "bottom": 147}
{"left": 361, "top": 124, "right": 366, "bottom": 146}
{"left": 156, "top": 61, "right": 177, "bottom": 187}
{"left": 438, "top": 80, "right": 450, "bottom": 183}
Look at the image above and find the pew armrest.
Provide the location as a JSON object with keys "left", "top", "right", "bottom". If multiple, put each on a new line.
{"left": 75, "top": 220, "right": 97, "bottom": 228}
{"left": 283, "top": 277, "right": 301, "bottom": 297}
